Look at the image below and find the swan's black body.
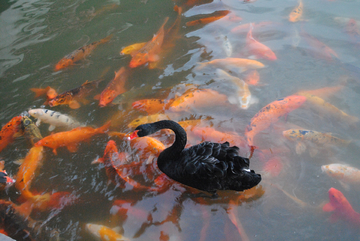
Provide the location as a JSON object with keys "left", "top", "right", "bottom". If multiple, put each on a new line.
{"left": 134, "top": 120, "right": 261, "bottom": 194}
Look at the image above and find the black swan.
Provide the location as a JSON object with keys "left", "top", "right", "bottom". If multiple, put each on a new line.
{"left": 129, "top": 120, "right": 261, "bottom": 194}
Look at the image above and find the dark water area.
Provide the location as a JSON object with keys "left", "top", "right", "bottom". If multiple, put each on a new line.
{"left": 1, "top": 0, "right": 360, "bottom": 240}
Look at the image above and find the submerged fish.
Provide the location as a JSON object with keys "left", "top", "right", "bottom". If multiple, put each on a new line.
{"left": 289, "top": 0, "right": 303, "bottom": 22}
{"left": 28, "top": 108, "right": 82, "bottom": 131}
{"left": 0, "top": 161, "right": 15, "bottom": 191}
{"left": 48, "top": 79, "right": 103, "bottom": 109}
{"left": 185, "top": 10, "right": 230, "bottom": 26}
{"left": 98, "top": 67, "right": 131, "bottom": 107}
{"left": 85, "top": 223, "right": 130, "bottom": 241}
{"left": 322, "top": 164, "right": 360, "bottom": 190}
{"left": 0, "top": 116, "right": 22, "bottom": 153}
{"left": 128, "top": 114, "right": 170, "bottom": 128}
{"left": 283, "top": 129, "right": 351, "bottom": 155}
{"left": 120, "top": 42, "right": 147, "bottom": 55}
{"left": 129, "top": 17, "right": 169, "bottom": 68}
{"left": 132, "top": 98, "right": 174, "bottom": 115}
{"left": 196, "top": 57, "right": 265, "bottom": 74}
{"left": 34, "top": 121, "right": 111, "bottom": 155}
{"left": 323, "top": 187, "right": 360, "bottom": 226}
{"left": 216, "top": 69, "right": 253, "bottom": 109}
{"left": 21, "top": 116, "right": 42, "bottom": 145}
{"left": 54, "top": 35, "right": 112, "bottom": 71}
{"left": 245, "top": 95, "right": 306, "bottom": 146}
{"left": 245, "top": 23, "right": 277, "bottom": 61}
{"left": 30, "top": 86, "right": 58, "bottom": 104}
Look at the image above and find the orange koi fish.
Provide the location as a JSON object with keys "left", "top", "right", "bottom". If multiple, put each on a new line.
{"left": 345, "top": 18, "right": 360, "bottom": 40}
{"left": 148, "top": 5, "right": 183, "bottom": 70}
{"left": 323, "top": 187, "right": 360, "bottom": 226}
{"left": 128, "top": 113, "right": 170, "bottom": 128}
{"left": 300, "top": 30, "right": 338, "bottom": 61}
{"left": 169, "top": 89, "right": 229, "bottom": 112}
{"left": 245, "top": 95, "right": 307, "bottom": 146}
{"left": 262, "top": 156, "right": 283, "bottom": 177}
{"left": 0, "top": 116, "right": 22, "bottom": 153}
{"left": 30, "top": 86, "right": 58, "bottom": 104}
{"left": 0, "top": 160, "right": 15, "bottom": 190}
{"left": 54, "top": 34, "right": 112, "bottom": 71}
{"left": 109, "top": 132, "right": 165, "bottom": 157}
{"left": 196, "top": 57, "right": 265, "bottom": 74}
{"left": 34, "top": 121, "right": 111, "bottom": 155}
{"left": 129, "top": 17, "right": 169, "bottom": 68}
{"left": 120, "top": 42, "right": 147, "bottom": 55}
{"left": 244, "top": 70, "right": 261, "bottom": 86}
{"left": 92, "top": 140, "right": 125, "bottom": 186}
{"left": 289, "top": 0, "right": 303, "bottom": 22}
{"left": 48, "top": 79, "right": 102, "bottom": 109}
{"left": 299, "top": 93, "right": 359, "bottom": 125}
{"left": 97, "top": 67, "right": 131, "bottom": 107}
{"left": 132, "top": 98, "right": 174, "bottom": 115}
{"left": 231, "top": 21, "right": 274, "bottom": 34}
{"left": 185, "top": 10, "right": 230, "bottom": 26}
{"left": 245, "top": 24, "right": 277, "bottom": 61}
{"left": 15, "top": 146, "right": 44, "bottom": 200}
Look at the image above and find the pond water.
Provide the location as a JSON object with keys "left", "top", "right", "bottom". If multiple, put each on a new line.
{"left": 1, "top": 0, "right": 360, "bottom": 240}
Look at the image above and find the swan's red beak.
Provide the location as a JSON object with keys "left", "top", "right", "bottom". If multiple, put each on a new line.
{"left": 128, "top": 130, "right": 139, "bottom": 140}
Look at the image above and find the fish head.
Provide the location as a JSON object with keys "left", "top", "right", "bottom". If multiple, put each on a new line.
{"left": 129, "top": 53, "right": 149, "bottom": 68}
{"left": 104, "top": 140, "right": 118, "bottom": 156}
{"left": 85, "top": 223, "right": 102, "bottom": 237}
{"left": 48, "top": 95, "right": 68, "bottom": 107}
{"left": 327, "top": 187, "right": 346, "bottom": 210}
{"left": 54, "top": 59, "right": 72, "bottom": 71}
{"left": 28, "top": 109, "right": 44, "bottom": 118}
{"left": 99, "top": 90, "right": 116, "bottom": 107}
{"left": 321, "top": 164, "right": 345, "bottom": 179}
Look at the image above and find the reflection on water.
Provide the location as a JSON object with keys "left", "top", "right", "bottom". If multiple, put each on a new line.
{"left": 1, "top": 0, "right": 360, "bottom": 240}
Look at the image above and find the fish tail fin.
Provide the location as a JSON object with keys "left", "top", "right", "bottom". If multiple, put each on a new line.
{"left": 97, "top": 121, "right": 111, "bottom": 133}
{"left": 30, "top": 88, "right": 48, "bottom": 98}
{"left": 100, "top": 34, "right": 113, "bottom": 44}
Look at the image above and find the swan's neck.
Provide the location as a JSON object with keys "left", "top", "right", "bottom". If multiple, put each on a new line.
{"left": 154, "top": 121, "right": 187, "bottom": 165}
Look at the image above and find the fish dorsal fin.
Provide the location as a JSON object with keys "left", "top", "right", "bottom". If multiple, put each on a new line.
{"left": 82, "top": 80, "right": 89, "bottom": 86}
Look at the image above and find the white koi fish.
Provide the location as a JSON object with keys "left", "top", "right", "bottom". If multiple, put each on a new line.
{"left": 322, "top": 163, "right": 360, "bottom": 190}
{"left": 28, "top": 108, "right": 81, "bottom": 131}
{"left": 85, "top": 223, "right": 130, "bottom": 241}
{"left": 215, "top": 69, "right": 256, "bottom": 109}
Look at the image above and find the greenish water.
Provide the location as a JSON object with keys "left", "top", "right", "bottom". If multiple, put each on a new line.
{"left": 1, "top": 0, "right": 360, "bottom": 240}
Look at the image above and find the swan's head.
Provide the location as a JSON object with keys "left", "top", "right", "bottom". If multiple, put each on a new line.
{"left": 129, "top": 123, "right": 153, "bottom": 140}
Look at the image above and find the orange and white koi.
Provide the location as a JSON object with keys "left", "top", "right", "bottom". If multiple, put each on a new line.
{"left": 289, "top": 0, "right": 303, "bottom": 22}
{"left": 323, "top": 187, "right": 360, "bottom": 226}
{"left": 245, "top": 24, "right": 277, "bottom": 61}
{"left": 49, "top": 79, "right": 103, "bottom": 109}
{"left": 299, "top": 93, "right": 359, "bottom": 125}
{"left": 322, "top": 164, "right": 360, "bottom": 190}
{"left": 120, "top": 42, "right": 147, "bottom": 55}
{"left": 85, "top": 223, "right": 130, "bottom": 241}
{"left": 185, "top": 10, "right": 230, "bottom": 26}
{"left": 0, "top": 116, "right": 22, "bottom": 153}
{"left": 28, "top": 108, "right": 82, "bottom": 131}
{"left": 216, "top": 69, "right": 253, "bottom": 109}
{"left": 129, "top": 17, "right": 169, "bottom": 68}
{"left": 98, "top": 67, "right": 131, "bottom": 107}
{"left": 54, "top": 35, "right": 112, "bottom": 71}
{"left": 34, "top": 121, "right": 111, "bottom": 155}
{"left": 245, "top": 95, "right": 307, "bottom": 146}
{"left": 196, "top": 57, "right": 265, "bottom": 74}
